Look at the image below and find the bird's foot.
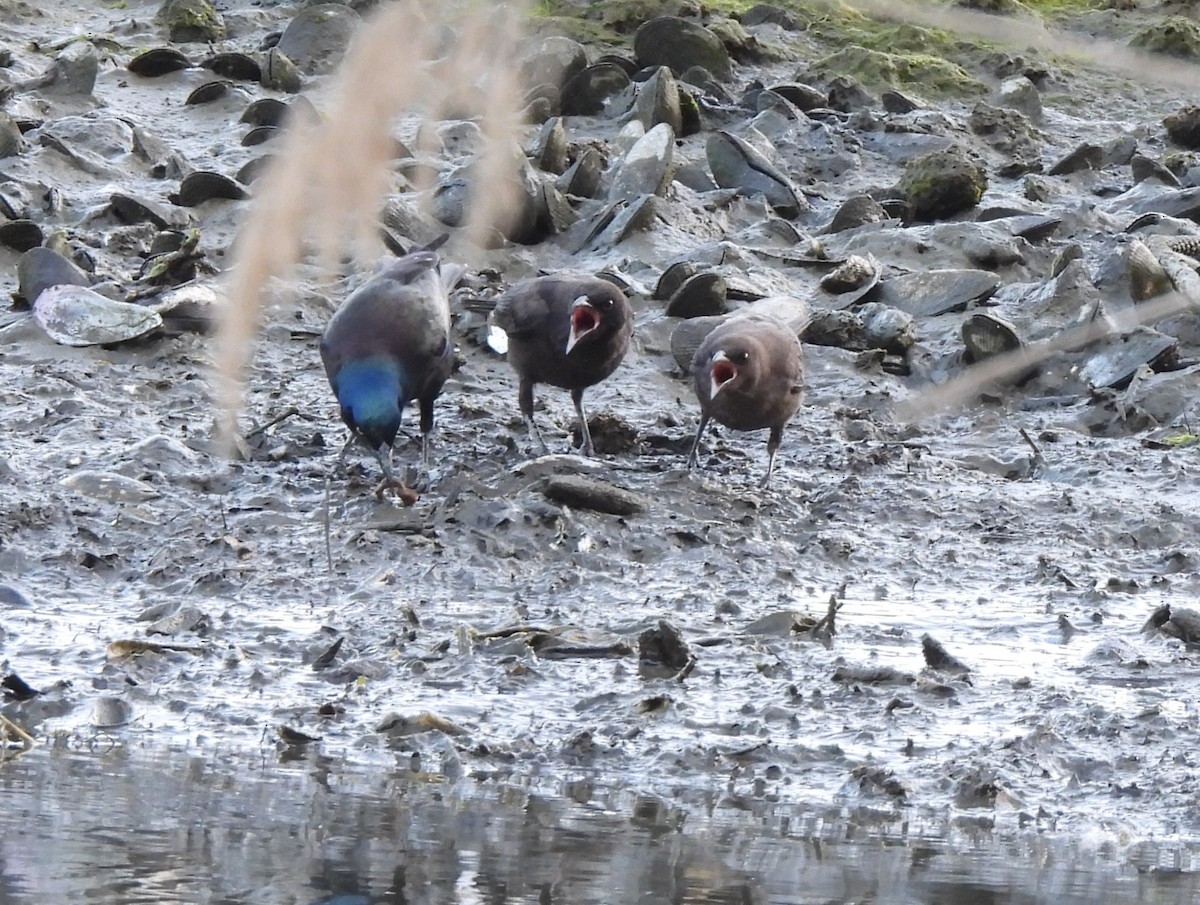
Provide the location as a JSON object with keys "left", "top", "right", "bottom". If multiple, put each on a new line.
{"left": 373, "top": 475, "right": 420, "bottom": 506}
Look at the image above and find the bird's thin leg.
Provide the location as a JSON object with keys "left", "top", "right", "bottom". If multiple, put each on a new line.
{"left": 687, "top": 413, "right": 710, "bottom": 471}
{"left": 761, "top": 426, "right": 784, "bottom": 487}
{"left": 338, "top": 432, "right": 357, "bottom": 464}
{"left": 418, "top": 396, "right": 435, "bottom": 472}
{"left": 371, "top": 443, "right": 418, "bottom": 504}
{"left": 373, "top": 443, "right": 395, "bottom": 484}
{"left": 571, "top": 388, "right": 594, "bottom": 457}
{"left": 518, "top": 380, "right": 549, "bottom": 454}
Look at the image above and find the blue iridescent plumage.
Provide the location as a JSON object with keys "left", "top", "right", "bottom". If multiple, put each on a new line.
{"left": 319, "top": 240, "right": 462, "bottom": 492}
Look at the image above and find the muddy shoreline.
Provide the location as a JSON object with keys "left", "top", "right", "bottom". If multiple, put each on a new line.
{"left": 2, "top": 0, "right": 1200, "bottom": 853}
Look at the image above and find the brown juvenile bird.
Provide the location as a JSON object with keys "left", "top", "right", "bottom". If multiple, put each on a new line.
{"left": 688, "top": 315, "right": 804, "bottom": 484}
{"left": 491, "top": 275, "right": 633, "bottom": 456}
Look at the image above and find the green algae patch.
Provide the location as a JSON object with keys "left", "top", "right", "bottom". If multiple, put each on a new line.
{"left": 814, "top": 45, "right": 987, "bottom": 97}
{"left": 1130, "top": 16, "right": 1200, "bottom": 60}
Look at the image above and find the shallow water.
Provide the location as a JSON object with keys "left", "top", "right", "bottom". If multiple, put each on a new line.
{"left": 2, "top": 748, "right": 1199, "bottom": 905}
{"left": 5, "top": 0, "right": 1200, "bottom": 876}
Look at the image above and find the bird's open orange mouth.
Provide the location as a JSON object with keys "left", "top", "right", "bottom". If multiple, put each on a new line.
{"left": 571, "top": 306, "right": 599, "bottom": 336}
{"left": 711, "top": 360, "right": 737, "bottom": 389}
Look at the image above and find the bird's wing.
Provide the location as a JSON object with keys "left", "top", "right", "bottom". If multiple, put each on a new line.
{"left": 491, "top": 282, "right": 549, "bottom": 336}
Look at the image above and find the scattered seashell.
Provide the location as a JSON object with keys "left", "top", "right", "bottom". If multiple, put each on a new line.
{"left": 820, "top": 254, "right": 880, "bottom": 295}
{"left": 877, "top": 269, "right": 1000, "bottom": 317}
{"left": 110, "top": 192, "right": 192, "bottom": 230}
{"left": 1080, "top": 326, "right": 1177, "bottom": 389}
{"left": 61, "top": 470, "right": 161, "bottom": 502}
{"left": 556, "top": 147, "right": 603, "bottom": 198}
{"left": 962, "top": 312, "right": 1023, "bottom": 363}
{"left": 665, "top": 271, "right": 727, "bottom": 318}
{"left": 706, "top": 130, "right": 807, "bottom": 218}
{"left": 17, "top": 247, "right": 90, "bottom": 305}
{"left": 172, "top": 170, "right": 249, "bottom": 206}
{"left": 561, "top": 62, "right": 632, "bottom": 116}
{"left": 236, "top": 156, "right": 275, "bottom": 185}
{"left": 0, "top": 219, "right": 42, "bottom": 252}
{"left": 201, "top": 51, "right": 262, "bottom": 82}
{"left": 33, "top": 284, "right": 163, "bottom": 346}
{"left": 185, "top": 80, "right": 230, "bottom": 105}
{"left": 655, "top": 261, "right": 698, "bottom": 301}
{"left": 127, "top": 47, "right": 192, "bottom": 77}
{"left": 240, "top": 97, "right": 290, "bottom": 127}
{"left": 241, "top": 125, "right": 278, "bottom": 147}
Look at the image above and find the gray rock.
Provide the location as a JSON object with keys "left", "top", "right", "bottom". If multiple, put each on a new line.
{"left": 528, "top": 117, "right": 568, "bottom": 174}
{"left": 521, "top": 36, "right": 588, "bottom": 90}
{"left": 997, "top": 75, "right": 1041, "bottom": 122}
{"left": 824, "top": 195, "right": 889, "bottom": 234}
{"left": 609, "top": 122, "right": 675, "bottom": 203}
{"left": 33, "top": 284, "right": 163, "bottom": 346}
{"left": 706, "top": 129, "right": 807, "bottom": 218}
{"left": 542, "top": 475, "right": 646, "bottom": 516}
{"left": 0, "top": 112, "right": 22, "bottom": 158}
{"left": 1047, "top": 142, "right": 1103, "bottom": 176}
{"left": 1132, "top": 152, "right": 1182, "bottom": 187}
{"left": 18, "top": 247, "right": 90, "bottom": 305}
{"left": 856, "top": 302, "right": 917, "bottom": 354}
{"left": 826, "top": 75, "right": 875, "bottom": 112}
{"left": 561, "top": 63, "right": 632, "bottom": 116}
{"left": 876, "top": 269, "right": 1000, "bottom": 317}
{"left": 556, "top": 147, "right": 604, "bottom": 198}
{"left": 276, "top": 3, "right": 361, "bottom": 75}
{"left": 633, "top": 66, "right": 682, "bottom": 134}
{"left": 634, "top": 17, "right": 732, "bottom": 81}
{"left": 1080, "top": 326, "right": 1177, "bottom": 389}
{"left": 768, "top": 82, "right": 826, "bottom": 111}
{"left": 882, "top": 89, "right": 919, "bottom": 113}
{"left": 20, "top": 41, "right": 100, "bottom": 96}
{"left": 740, "top": 4, "right": 800, "bottom": 29}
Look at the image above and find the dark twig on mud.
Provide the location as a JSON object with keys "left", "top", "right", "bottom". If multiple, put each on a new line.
{"left": 474, "top": 624, "right": 557, "bottom": 640}
{"left": 323, "top": 476, "right": 333, "bottom": 576}
{"left": 0, "top": 714, "right": 36, "bottom": 756}
{"left": 539, "top": 643, "right": 633, "bottom": 659}
{"left": 244, "top": 406, "right": 301, "bottom": 439}
{"left": 809, "top": 594, "right": 843, "bottom": 639}
{"left": 1018, "top": 426, "right": 1044, "bottom": 465}
{"left": 672, "top": 654, "right": 698, "bottom": 682}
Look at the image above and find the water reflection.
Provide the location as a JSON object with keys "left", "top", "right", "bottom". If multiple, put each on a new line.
{"left": 0, "top": 747, "right": 1197, "bottom": 904}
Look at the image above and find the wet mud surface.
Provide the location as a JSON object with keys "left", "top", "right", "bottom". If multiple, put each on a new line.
{"left": 3, "top": 0, "right": 1200, "bottom": 864}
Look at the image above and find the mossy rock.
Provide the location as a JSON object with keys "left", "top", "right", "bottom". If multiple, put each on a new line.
{"left": 970, "top": 102, "right": 1041, "bottom": 158}
{"left": 814, "top": 45, "right": 986, "bottom": 97}
{"left": 1130, "top": 16, "right": 1200, "bottom": 59}
{"left": 897, "top": 146, "right": 989, "bottom": 221}
{"left": 158, "top": 0, "right": 227, "bottom": 43}
{"left": 583, "top": 0, "right": 702, "bottom": 34}
{"left": 954, "top": 0, "right": 1030, "bottom": 13}
{"left": 635, "top": 16, "right": 733, "bottom": 80}
{"left": 1164, "top": 105, "right": 1200, "bottom": 150}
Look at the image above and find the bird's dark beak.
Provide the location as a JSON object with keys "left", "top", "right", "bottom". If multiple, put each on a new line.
{"left": 565, "top": 297, "right": 600, "bottom": 355}
{"left": 709, "top": 350, "right": 737, "bottom": 400}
